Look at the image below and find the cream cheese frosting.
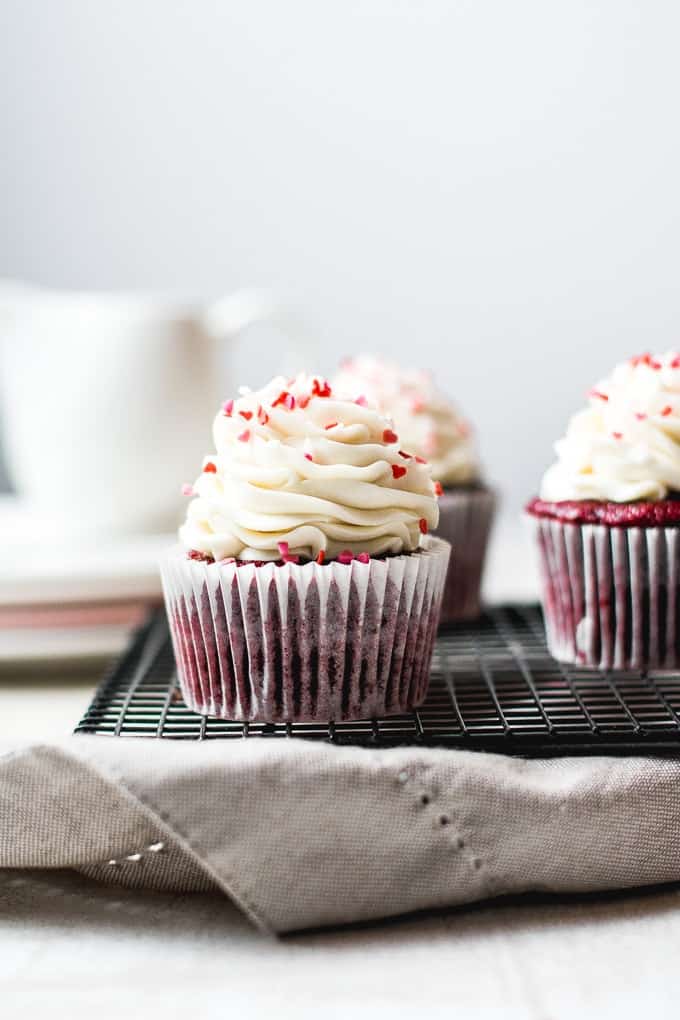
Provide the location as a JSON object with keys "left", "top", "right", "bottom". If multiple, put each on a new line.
{"left": 332, "top": 355, "right": 480, "bottom": 487}
{"left": 180, "top": 373, "right": 440, "bottom": 561}
{"left": 541, "top": 352, "right": 680, "bottom": 502}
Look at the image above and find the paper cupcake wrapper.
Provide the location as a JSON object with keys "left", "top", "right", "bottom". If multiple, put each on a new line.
{"left": 435, "top": 488, "right": 496, "bottom": 623}
{"left": 160, "top": 538, "right": 450, "bottom": 722}
{"left": 530, "top": 514, "right": 680, "bottom": 670}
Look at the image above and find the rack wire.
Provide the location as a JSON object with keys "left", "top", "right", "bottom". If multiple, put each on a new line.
{"left": 74, "top": 606, "right": 680, "bottom": 756}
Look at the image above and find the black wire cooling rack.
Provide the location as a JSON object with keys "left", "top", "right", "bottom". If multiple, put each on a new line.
{"left": 74, "top": 606, "right": 680, "bottom": 756}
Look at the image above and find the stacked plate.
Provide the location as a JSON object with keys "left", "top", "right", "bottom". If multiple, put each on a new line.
{"left": 0, "top": 497, "right": 169, "bottom": 663}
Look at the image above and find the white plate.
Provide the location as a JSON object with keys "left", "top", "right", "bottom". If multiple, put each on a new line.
{"left": 0, "top": 495, "right": 170, "bottom": 606}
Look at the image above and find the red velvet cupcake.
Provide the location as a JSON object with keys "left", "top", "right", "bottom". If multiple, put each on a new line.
{"left": 333, "top": 355, "right": 495, "bottom": 622}
{"left": 528, "top": 352, "right": 680, "bottom": 669}
{"left": 160, "top": 373, "right": 450, "bottom": 721}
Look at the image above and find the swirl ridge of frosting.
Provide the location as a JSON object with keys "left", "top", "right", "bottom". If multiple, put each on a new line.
{"left": 180, "top": 373, "right": 440, "bottom": 561}
{"left": 541, "top": 352, "right": 680, "bottom": 502}
{"left": 332, "top": 355, "right": 480, "bottom": 487}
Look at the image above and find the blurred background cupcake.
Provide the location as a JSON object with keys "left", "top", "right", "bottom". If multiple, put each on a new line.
{"left": 161, "top": 372, "right": 450, "bottom": 722}
{"left": 528, "top": 351, "right": 680, "bottom": 670}
{"left": 333, "top": 355, "right": 495, "bottom": 621}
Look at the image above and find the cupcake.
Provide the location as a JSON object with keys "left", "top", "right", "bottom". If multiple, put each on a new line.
{"left": 528, "top": 351, "right": 680, "bottom": 670}
{"left": 160, "top": 373, "right": 450, "bottom": 722}
{"left": 333, "top": 355, "right": 494, "bottom": 622}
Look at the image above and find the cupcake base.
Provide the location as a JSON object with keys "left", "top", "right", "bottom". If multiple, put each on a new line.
{"left": 528, "top": 510, "right": 680, "bottom": 670}
{"left": 160, "top": 538, "right": 450, "bottom": 722}
{"left": 436, "top": 487, "right": 495, "bottom": 623}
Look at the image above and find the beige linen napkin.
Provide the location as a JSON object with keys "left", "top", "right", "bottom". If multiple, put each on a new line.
{"left": 1, "top": 736, "right": 680, "bottom": 934}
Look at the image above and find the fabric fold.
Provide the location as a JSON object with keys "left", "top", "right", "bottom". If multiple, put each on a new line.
{"left": 3, "top": 737, "right": 680, "bottom": 933}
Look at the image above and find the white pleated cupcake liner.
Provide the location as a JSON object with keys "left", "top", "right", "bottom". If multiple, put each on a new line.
{"left": 160, "top": 538, "right": 451, "bottom": 722}
{"left": 530, "top": 514, "right": 680, "bottom": 670}
{"left": 435, "top": 488, "right": 496, "bottom": 623}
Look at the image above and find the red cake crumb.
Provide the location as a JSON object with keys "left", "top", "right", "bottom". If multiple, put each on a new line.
{"left": 526, "top": 497, "right": 680, "bottom": 527}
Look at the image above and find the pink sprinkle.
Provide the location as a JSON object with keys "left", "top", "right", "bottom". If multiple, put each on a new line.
{"left": 355, "top": 395, "right": 368, "bottom": 407}
{"left": 411, "top": 398, "right": 425, "bottom": 413}
{"left": 298, "top": 394, "right": 311, "bottom": 409}
{"left": 635, "top": 412, "right": 647, "bottom": 421}
{"left": 671, "top": 355, "right": 680, "bottom": 369}
{"left": 237, "top": 429, "right": 251, "bottom": 442}
{"left": 612, "top": 431, "right": 623, "bottom": 440}
{"left": 662, "top": 405, "right": 673, "bottom": 417}
{"left": 338, "top": 550, "right": 354, "bottom": 565}
{"left": 356, "top": 552, "right": 370, "bottom": 564}
{"left": 304, "top": 453, "right": 313, "bottom": 461}
{"left": 181, "top": 483, "right": 195, "bottom": 497}
{"left": 277, "top": 541, "right": 289, "bottom": 557}
{"left": 589, "top": 390, "right": 609, "bottom": 402}
{"left": 284, "top": 393, "right": 296, "bottom": 411}
{"left": 414, "top": 455, "right": 427, "bottom": 465}
{"left": 222, "top": 399, "right": 234, "bottom": 416}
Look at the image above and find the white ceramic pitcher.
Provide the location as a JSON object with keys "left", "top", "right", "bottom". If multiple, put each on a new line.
{"left": 0, "top": 283, "right": 308, "bottom": 537}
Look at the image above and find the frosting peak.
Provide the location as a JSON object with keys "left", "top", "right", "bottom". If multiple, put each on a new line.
{"left": 332, "top": 355, "right": 480, "bottom": 487}
{"left": 180, "top": 373, "right": 439, "bottom": 561}
{"left": 541, "top": 352, "right": 680, "bottom": 502}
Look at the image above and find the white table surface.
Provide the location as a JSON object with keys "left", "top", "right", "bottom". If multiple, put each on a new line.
{"left": 2, "top": 523, "right": 679, "bottom": 1019}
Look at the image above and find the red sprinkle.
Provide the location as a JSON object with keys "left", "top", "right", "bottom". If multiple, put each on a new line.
{"left": 612, "top": 431, "right": 623, "bottom": 440}
{"left": 324, "top": 421, "right": 338, "bottom": 430}
{"left": 414, "top": 455, "right": 427, "bottom": 465}
{"left": 662, "top": 405, "right": 673, "bottom": 417}
{"left": 652, "top": 360, "right": 662, "bottom": 370}
{"left": 356, "top": 552, "right": 370, "bottom": 564}
{"left": 671, "top": 355, "right": 680, "bottom": 369}
{"left": 392, "top": 464, "right": 407, "bottom": 480}
{"left": 298, "top": 394, "right": 310, "bottom": 409}
{"left": 337, "top": 550, "right": 354, "bottom": 564}
{"left": 272, "top": 390, "right": 290, "bottom": 408}
{"left": 222, "top": 399, "right": 234, "bottom": 416}
{"left": 277, "top": 541, "right": 289, "bottom": 557}
{"left": 434, "top": 481, "right": 443, "bottom": 496}
{"left": 304, "top": 453, "right": 313, "bottom": 461}
{"left": 355, "top": 395, "right": 368, "bottom": 407}
{"left": 588, "top": 389, "right": 609, "bottom": 402}
{"left": 203, "top": 461, "right": 217, "bottom": 473}
{"left": 316, "top": 550, "right": 326, "bottom": 565}
{"left": 257, "top": 406, "right": 269, "bottom": 425}
{"left": 311, "top": 378, "right": 332, "bottom": 398}
{"left": 239, "top": 410, "right": 253, "bottom": 421}
{"left": 237, "top": 429, "right": 251, "bottom": 442}
{"left": 383, "top": 428, "right": 398, "bottom": 444}
{"left": 419, "top": 518, "right": 428, "bottom": 534}
{"left": 188, "top": 550, "right": 214, "bottom": 563}
{"left": 398, "top": 450, "right": 411, "bottom": 459}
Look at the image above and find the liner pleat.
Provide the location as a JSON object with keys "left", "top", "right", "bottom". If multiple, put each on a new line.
{"left": 529, "top": 514, "right": 680, "bottom": 670}
{"left": 436, "top": 488, "right": 495, "bottom": 623}
{"left": 160, "top": 538, "right": 450, "bottom": 722}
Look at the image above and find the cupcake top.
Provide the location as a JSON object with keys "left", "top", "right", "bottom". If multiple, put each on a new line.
{"left": 180, "top": 373, "right": 439, "bottom": 562}
{"left": 541, "top": 352, "right": 680, "bottom": 502}
{"left": 332, "top": 355, "right": 480, "bottom": 487}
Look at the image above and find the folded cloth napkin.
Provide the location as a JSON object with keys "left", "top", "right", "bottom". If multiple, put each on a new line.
{"left": 2, "top": 736, "right": 680, "bottom": 934}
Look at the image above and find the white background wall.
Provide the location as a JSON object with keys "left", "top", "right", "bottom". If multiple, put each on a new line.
{"left": 2, "top": 0, "right": 680, "bottom": 519}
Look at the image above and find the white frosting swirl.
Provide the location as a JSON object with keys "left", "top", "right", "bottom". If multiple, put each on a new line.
{"left": 332, "top": 355, "right": 480, "bottom": 486}
{"left": 180, "top": 373, "right": 439, "bottom": 561}
{"left": 541, "top": 352, "right": 680, "bottom": 502}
